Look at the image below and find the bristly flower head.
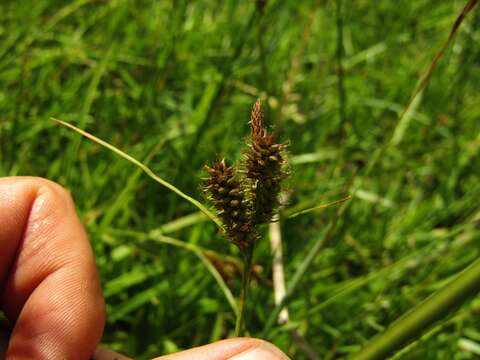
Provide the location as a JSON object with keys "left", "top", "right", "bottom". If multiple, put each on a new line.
{"left": 203, "top": 100, "right": 287, "bottom": 251}
{"left": 203, "top": 98, "right": 288, "bottom": 337}
{"left": 204, "top": 160, "right": 256, "bottom": 251}
{"left": 246, "top": 100, "right": 288, "bottom": 224}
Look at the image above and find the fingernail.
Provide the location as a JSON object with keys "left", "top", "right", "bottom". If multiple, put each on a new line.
{"left": 228, "top": 342, "right": 290, "bottom": 360}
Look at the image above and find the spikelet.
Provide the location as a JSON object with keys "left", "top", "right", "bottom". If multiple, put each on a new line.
{"left": 245, "top": 100, "right": 288, "bottom": 224}
{"left": 204, "top": 160, "right": 256, "bottom": 251}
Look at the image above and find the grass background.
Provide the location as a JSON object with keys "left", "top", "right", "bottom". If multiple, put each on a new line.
{"left": 1, "top": 0, "right": 480, "bottom": 358}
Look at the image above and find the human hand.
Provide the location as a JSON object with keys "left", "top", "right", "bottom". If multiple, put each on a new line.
{"left": 0, "top": 177, "right": 289, "bottom": 360}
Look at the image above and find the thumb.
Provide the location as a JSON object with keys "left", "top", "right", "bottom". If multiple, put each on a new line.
{"left": 93, "top": 338, "right": 290, "bottom": 360}
{"left": 153, "top": 338, "right": 290, "bottom": 360}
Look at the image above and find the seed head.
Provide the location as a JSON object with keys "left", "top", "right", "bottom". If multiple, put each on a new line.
{"left": 204, "top": 160, "right": 256, "bottom": 251}
{"left": 203, "top": 100, "right": 288, "bottom": 251}
{"left": 246, "top": 100, "right": 288, "bottom": 224}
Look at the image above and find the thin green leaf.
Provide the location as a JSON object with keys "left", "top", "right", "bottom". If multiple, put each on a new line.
{"left": 287, "top": 196, "right": 352, "bottom": 218}
{"left": 51, "top": 118, "right": 222, "bottom": 229}
{"left": 109, "top": 228, "right": 237, "bottom": 315}
{"left": 352, "top": 257, "right": 480, "bottom": 359}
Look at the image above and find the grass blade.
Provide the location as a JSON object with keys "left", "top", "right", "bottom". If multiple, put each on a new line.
{"left": 287, "top": 195, "right": 351, "bottom": 219}
{"left": 158, "top": 236, "right": 239, "bottom": 316}
{"left": 109, "top": 228, "right": 238, "bottom": 315}
{"left": 51, "top": 118, "right": 222, "bottom": 229}
{"left": 352, "top": 257, "right": 480, "bottom": 360}
{"left": 388, "top": 0, "right": 478, "bottom": 148}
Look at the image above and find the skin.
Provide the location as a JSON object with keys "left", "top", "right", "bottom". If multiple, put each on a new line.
{"left": 0, "top": 177, "right": 289, "bottom": 360}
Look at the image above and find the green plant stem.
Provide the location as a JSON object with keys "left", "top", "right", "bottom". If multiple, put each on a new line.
{"left": 257, "top": 11, "right": 268, "bottom": 94}
{"left": 352, "top": 257, "right": 480, "bottom": 360}
{"left": 235, "top": 245, "right": 254, "bottom": 336}
{"left": 335, "top": 0, "right": 346, "bottom": 132}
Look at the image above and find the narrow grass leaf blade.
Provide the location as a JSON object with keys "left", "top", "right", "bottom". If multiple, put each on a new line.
{"left": 144, "top": 234, "right": 238, "bottom": 315}
{"left": 104, "top": 266, "right": 163, "bottom": 298}
{"left": 287, "top": 196, "right": 352, "bottom": 218}
{"left": 109, "top": 228, "right": 237, "bottom": 315}
{"left": 51, "top": 118, "right": 222, "bottom": 228}
{"left": 109, "top": 281, "right": 168, "bottom": 322}
{"left": 389, "top": 0, "right": 478, "bottom": 148}
{"left": 353, "top": 257, "right": 480, "bottom": 360}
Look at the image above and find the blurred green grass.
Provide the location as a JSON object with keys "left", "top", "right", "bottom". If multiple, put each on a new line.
{"left": 1, "top": 0, "right": 480, "bottom": 359}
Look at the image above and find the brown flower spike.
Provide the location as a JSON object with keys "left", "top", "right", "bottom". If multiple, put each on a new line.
{"left": 203, "top": 99, "right": 287, "bottom": 336}
{"left": 204, "top": 100, "right": 287, "bottom": 251}
{"left": 204, "top": 160, "right": 255, "bottom": 251}
{"left": 246, "top": 100, "right": 288, "bottom": 225}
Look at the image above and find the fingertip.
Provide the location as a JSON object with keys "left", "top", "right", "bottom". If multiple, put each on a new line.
{"left": 154, "top": 337, "right": 289, "bottom": 360}
{"left": 93, "top": 347, "right": 132, "bottom": 360}
{"left": 227, "top": 338, "right": 290, "bottom": 360}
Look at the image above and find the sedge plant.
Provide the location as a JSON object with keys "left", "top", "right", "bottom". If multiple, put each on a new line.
{"left": 204, "top": 100, "right": 288, "bottom": 336}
